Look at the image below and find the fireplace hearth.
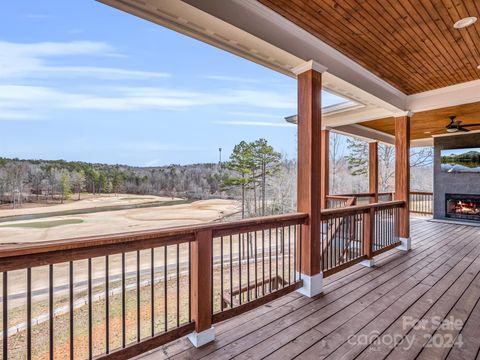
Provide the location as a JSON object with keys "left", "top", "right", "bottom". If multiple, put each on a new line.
{"left": 445, "top": 194, "right": 480, "bottom": 222}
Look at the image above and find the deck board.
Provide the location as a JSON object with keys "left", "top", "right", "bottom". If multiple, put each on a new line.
{"left": 138, "top": 219, "right": 480, "bottom": 360}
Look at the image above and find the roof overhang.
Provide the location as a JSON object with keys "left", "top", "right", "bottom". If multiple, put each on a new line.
{"left": 98, "top": 0, "right": 480, "bottom": 132}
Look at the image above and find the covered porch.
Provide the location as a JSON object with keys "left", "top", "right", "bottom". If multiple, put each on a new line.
{"left": 1, "top": 0, "right": 479, "bottom": 359}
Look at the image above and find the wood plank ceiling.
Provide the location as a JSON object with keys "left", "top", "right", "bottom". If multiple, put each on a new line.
{"left": 361, "top": 101, "right": 480, "bottom": 139}
{"left": 258, "top": 0, "right": 480, "bottom": 94}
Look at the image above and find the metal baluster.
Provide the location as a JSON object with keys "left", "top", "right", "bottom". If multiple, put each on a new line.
{"left": 288, "top": 226, "right": 291, "bottom": 284}
{"left": 164, "top": 247, "right": 167, "bottom": 332}
{"left": 106, "top": 256, "right": 110, "bottom": 354}
{"left": 262, "top": 230, "right": 266, "bottom": 294}
{"left": 69, "top": 262, "right": 74, "bottom": 359}
{"left": 282, "top": 227, "right": 285, "bottom": 288}
{"left": 269, "top": 229, "right": 272, "bottom": 293}
{"left": 88, "top": 259, "right": 92, "bottom": 359}
{"left": 176, "top": 244, "right": 180, "bottom": 328}
{"left": 188, "top": 243, "right": 191, "bottom": 322}
{"left": 3, "top": 272, "right": 7, "bottom": 360}
{"left": 220, "top": 236, "right": 224, "bottom": 311}
{"left": 293, "top": 226, "right": 297, "bottom": 281}
{"left": 275, "top": 228, "right": 278, "bottom": 291}
{"left": 27, "top": 268, "right": 31, "bottom": 360}
{"left": 151, "top": 249, "right": 155, "bottom": 337}
{"left": 137, "top": 251, "right": 141, "bottom": 342}
{"left": 122, "top": 253, "right": 126, "bottom": 348}
{"left": 299, "top": 225, "right": 302, "bottom": 280}
{"left": 239, "top": 233, "right": 242, "bottom": 304}
{"left": 230, "top": 235, "right": 233, "bottom": 308}
{"left": 49, "top": 264, "right": 54, "bottom": 360}
{"left": 247, "top": 233, "right": 250, "bottom": 302}
{"left": 254, "top": 232, "right": 258, "bottom": 298}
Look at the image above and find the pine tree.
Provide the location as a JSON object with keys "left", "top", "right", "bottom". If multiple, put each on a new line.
{"left": 60, "top": 173, "right": 72, "bottom": 203}
{"left": 223, "top": 141, "right": 254, "bottom": 219}
{"left": 252, "top": 139, "right": 281, "bottom": 215}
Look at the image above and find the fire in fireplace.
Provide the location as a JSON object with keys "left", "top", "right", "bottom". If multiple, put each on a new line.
{"left": 446, "top": 194, "right": 480, "bottom": 222}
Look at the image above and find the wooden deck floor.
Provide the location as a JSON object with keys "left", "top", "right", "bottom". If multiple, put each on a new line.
{"left": 140, "top": 218, "right": 480, "bottom": 360}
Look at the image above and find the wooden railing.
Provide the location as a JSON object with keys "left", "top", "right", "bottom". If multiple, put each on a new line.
{"left": 0, "top": 200, "right": 407, "bottom": 359}
{"left": 329, "top": 192, "right": 433, "bottom": 216}
{"left": 326, "top": 195, "right": 356, "bottom": 209}
{"left": 319, "top": 200, "right": 404, "bottom": 277}
{"left": 328, "top": 192, "right": 394, "bottom": 207}
{"left": 410, "top": 191, "right": 433, "bottom": 215}
{"left": 0, "top": 213, "right": 307, "bottom": 360}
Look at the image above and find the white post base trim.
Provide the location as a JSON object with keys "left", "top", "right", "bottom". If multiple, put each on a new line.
{"left": 296, "top": 272, "right": 323, "bottom": 298}
{"left": 187, "top": 327, "right": 215, "bottom": 348}
{"left": 360, "top": 259, "right": 375, "bottom": 267}
{"left": 396, "top": 237, "right": 411, "bottom": 251}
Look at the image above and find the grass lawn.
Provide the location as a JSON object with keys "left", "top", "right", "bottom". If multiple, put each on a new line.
{"left": 0, "top": 219, "right": 84, "bottom": 229}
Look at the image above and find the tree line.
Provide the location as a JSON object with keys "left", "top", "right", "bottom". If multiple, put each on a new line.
{"left": 0, "top": 135, "right": 433, "bottom": 212}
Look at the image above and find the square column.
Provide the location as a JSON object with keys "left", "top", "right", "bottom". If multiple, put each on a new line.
{"left": 395, "top": 114, "right": 411, "bottom": 250}
{"left": 369, "top": 141, "right": 379, "bottom": 203}
{"left": 293, "top": 60, "right": 326, "bottom": 297}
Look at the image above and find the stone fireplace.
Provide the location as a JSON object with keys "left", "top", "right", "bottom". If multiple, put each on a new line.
{"left": 434, "top": 133, "right": 480, "bottom": 224}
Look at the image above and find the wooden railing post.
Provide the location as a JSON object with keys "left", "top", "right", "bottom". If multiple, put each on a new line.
{"left": 369, "top": 142, "right": 379, "bottom": 204}
{"left": 362, "top": 207, "right": 375, "bottom": 267}
{"left": 188, "top": 228, "right": 215, "bottom": 347}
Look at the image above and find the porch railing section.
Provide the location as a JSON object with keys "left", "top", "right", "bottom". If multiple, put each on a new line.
{"left": 211, "top": 218, "right": 304, "bottom": 324}
{"left": 320, "top": 201, "right": 404, "bottom": 276}
{"left": 327, "top": 192, "right": 394, "bottom": 207}
{"left": 0, "top": 201, "right": 407, "bottom": 359}
{"left": 0, "top": 213, "right": 307, "bottom": 360}
{"left": 409, "top": 191, "right": 433, "bottom": 215}
{"left": 326, "top": 195, "right": 356, "bottom": 209}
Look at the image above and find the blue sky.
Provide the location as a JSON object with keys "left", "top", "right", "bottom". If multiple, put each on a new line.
{"left": 0, "top": 1, "right": 346, "bottom": 166}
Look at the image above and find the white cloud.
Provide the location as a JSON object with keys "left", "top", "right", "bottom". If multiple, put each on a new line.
{"left": 0, "top": 40, "right": 170, "bottom": 80}
{"left": 0, "top": 84, "right": 296, "bottom": 120}
{"left": 0, "top": 40, "right": 296, "bottom": 120}
{"left": 25, "top": 14, "right": 50, "bottom": 19}
{"left": 202, "top": 75, "right": 259, "bottom": 83}
{"left": 214, "top": 120, "right": 295, "bottom": 127}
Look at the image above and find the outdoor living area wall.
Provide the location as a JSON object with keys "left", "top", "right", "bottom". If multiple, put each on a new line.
{"left": 433, "top": 133, "right": 480, "bottom": 222}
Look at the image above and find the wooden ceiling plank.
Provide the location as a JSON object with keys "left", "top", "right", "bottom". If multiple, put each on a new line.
{"left": 266, "top": 0, "right": 420, "bottom": 91}
{"left": 392, "top": 0, "right": 471, "bottom": 85}
{"left": 446, "top": 0, "right": 480, "bottom": 61}
{"left": 258, "top": 0, "right": 480, "bottom": 94}
{"left": 290, "top": 0, "right": 425, "bottom": 92}
{"left": 394, "top": 0, "right": 466, "bottom": 86}
{"left": 425, "top": 0, "right": 480, "bottom": 79}
{"left": 330, "top": 0, "right": 445, "bottom": 90}
{"left": 344, "top": 0, "right": 450, "bottom": 88}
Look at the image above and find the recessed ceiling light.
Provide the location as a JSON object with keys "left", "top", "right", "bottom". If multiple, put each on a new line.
{"left": 425, "top": 131, "right": 431, "bottom": 134}
{"left": 453, "top": 17, "right": 477, "bottom": 29}
{"left": 477, "top": 64, "right": 480, "bottom": 70}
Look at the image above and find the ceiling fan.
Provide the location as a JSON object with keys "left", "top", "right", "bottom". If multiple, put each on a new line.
{"left": 443, "top": 116, "right": 480, "bottom": 133}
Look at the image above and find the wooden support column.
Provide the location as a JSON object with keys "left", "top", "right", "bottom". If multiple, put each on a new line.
{"left": 395, "top": 115, "right": 411, "bottom": 241}
{"left": 295, "top": 60, "right": 325, "bottom": 295}
{"left": 320, "top": 130, "right": 329, "bottom": 209}
{"left": 188, "top": 229, "right": 215, "bottom": 346}
{"left": 369, "top": 142, "right": 379, "bottom": 203}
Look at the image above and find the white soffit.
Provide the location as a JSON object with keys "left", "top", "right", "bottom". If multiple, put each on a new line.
{"left": 406, "top": 79, "right": 480, "bottom": 112}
